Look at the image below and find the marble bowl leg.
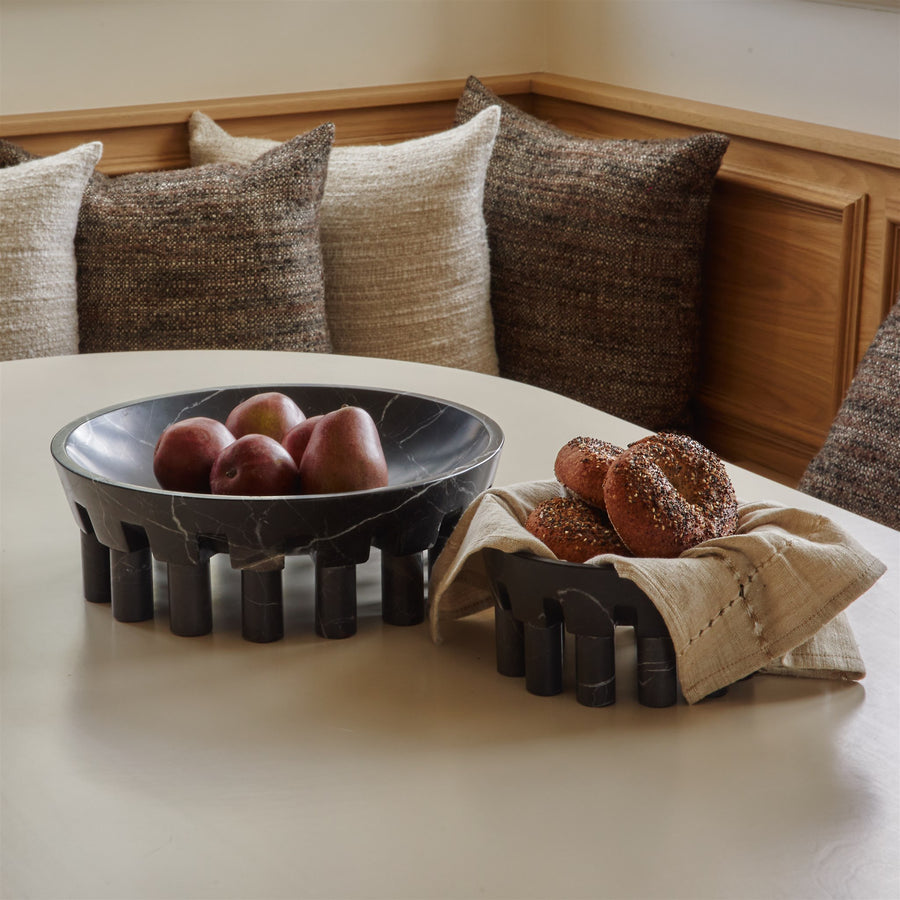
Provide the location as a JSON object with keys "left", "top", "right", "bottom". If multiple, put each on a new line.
{"left": 381, "top": 550, "right": 425, "bottom": 626}
{"left": 241, "top": 566, "right": 285, "bottom": 643}
{"left": 168, "top": 560, "right": 213, "bottom": 637}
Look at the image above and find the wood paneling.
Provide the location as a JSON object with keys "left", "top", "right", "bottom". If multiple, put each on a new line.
{"left": 2, "top": 73, "right": 897, "bottom": 484}
{"left": 885, "top": 197, "right": 900, "bottom": 315}
{"left": 700, "top": 170, "right": 868, "bottom": 474}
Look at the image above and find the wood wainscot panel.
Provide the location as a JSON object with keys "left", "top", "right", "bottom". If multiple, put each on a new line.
{"left": 697, "top": 167, "right": 868, "bottom": 481}
{"left": 1, "top": 122, "right": 192, "bottom": 175}
{"left": 884, "top": 196, "right": 900, "bottom": 315}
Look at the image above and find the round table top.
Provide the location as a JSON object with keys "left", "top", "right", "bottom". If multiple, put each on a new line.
{"left": 2, "top": 350, "right": 898, "bottom": 900}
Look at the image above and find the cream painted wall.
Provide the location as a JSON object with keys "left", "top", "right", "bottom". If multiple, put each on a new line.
{"left": 546, "top": 0, "right": 900, "bottom": 139}
{"left": 1, "top": 0, "right": 897, "bottom": 139}
{"left": 0, "top": 0, "right": 548, "bottom": 114}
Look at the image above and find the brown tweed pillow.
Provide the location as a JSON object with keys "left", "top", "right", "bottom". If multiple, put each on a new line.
{"left": 799, "top": 298, "right": 900, "bottom": 530}
{"left": 455, "top": 76, "right": 729, "bottom": 431}
{"left": 2, "top": 126, "right": 334, "bottom": 354}
{"left": 0, "top": 141, "right": 32, "bottom": 168}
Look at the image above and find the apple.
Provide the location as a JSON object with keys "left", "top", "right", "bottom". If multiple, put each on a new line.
{"left": 224, "top": 391, "right": 305, "bottom": 442}
{"left": 209, "top": 434, "right": 299, "bottom": 496}
{"left": 298, "top": 406, "right": 389, "bottom": 494}
{"left": 153, "top": 416, "right": 235, "bottom": 493}
{"left": 282, "top": 415, "right": 323, "bottom": 467}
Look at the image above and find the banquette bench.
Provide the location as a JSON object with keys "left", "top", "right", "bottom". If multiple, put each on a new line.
{"left": 2, "top": 72, "right": 899, "bottom": 496}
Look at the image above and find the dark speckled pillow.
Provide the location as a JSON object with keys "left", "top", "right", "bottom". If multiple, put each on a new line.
{"left": 0, "top": 140, "right": 34, "bottom": 168}
{"left": 799, "top": 298, "right": 900, "bottom": 530}
{"left": 455, "top": 76, "right": 729, "bottom": 431}
{"left": 2, "top": 126, "right": 334, "bottom": 354}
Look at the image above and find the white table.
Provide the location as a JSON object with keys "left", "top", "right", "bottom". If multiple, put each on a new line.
{"left": 2, "top": 350, "right": 898, "bottom": 900}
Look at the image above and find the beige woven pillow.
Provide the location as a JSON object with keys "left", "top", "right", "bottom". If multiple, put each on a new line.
{"left": 0, "top": 141, "right": 102, "bottom": 360}
{"left": 189, "top": 107, "right": 501, "bottom": 375}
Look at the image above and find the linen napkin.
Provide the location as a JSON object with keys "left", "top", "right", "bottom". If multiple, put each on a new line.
{"left": 428, "top": 480, "right": 885, "bottom": 704}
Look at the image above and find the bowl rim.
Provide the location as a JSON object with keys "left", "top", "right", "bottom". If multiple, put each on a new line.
{"left": 50, "top": 381, "right": 505, "bottom": 500}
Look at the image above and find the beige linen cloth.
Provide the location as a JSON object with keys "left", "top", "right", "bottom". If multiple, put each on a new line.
{"left": 428, "top": 480, "right": 886, "bottom": 704}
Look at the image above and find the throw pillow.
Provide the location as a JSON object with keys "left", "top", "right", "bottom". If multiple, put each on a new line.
{"left": 0, "top": 141, "right": 102, "bottom": 360}
{"left": 455, "top": 76, "right": 730, "bottom": 431}
{"left": 74, "top": 124, "right": 334, "bottom": 354}
{"left": 189, "top": 107, "right": 501, "bottom": 375}
{"left": 799, "top": 298, "right": 900, "bottom": 530}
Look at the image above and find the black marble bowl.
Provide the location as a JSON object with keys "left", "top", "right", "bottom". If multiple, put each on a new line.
{"left": 483, "top": 549, "right": 679, "bottom": 708}
{"left": 52, "top": 384, "right": 503, "bottom": 641}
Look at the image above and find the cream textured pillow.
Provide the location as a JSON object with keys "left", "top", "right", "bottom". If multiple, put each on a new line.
{"left": 0, "top": 141, "right": 102, "bottom": 360}
{"left": 189, "top": 107, "right": 502, "bottom": 374}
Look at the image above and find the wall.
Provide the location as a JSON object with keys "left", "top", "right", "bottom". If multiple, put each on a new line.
{"left": 0, "top": 0, "right": 548, "bottom": 113}
{"left": 1, "top": 0, "right": 898, "bottom": 140}
{"left": 546, "top": 0, "right": 900, "bottom": 139}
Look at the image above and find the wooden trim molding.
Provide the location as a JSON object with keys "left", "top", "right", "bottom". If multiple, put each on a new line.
{"left": 2, "top": 71, "right": 897, "bottom": 167}
{"left": 0, "top": 75, "right": 532, "bottom": 175}
{"left": 0, "top": 76, "right": 533, "bottom": 136}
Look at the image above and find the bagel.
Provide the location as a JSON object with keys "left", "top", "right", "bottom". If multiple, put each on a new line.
{"left": 525, "top": 496, "right": 631, "bottom": 563}
{"left": 603, "top": 433, "right": 738, "bottom": 558}
{"left": 554, "top": 436, "right": 623, "bottom": 510}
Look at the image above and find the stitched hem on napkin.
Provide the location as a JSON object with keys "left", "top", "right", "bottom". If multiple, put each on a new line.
{"left": 428, "top": 480, "right": 885, "bottom": 704}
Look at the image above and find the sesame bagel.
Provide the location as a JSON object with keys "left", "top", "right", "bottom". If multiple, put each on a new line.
{"left": 554, "top": 436, "right": 623, "bottom": 510}
{"left": 603, "top": 433, "right": 739, "bottom": 558}
{"left": 525, "top": 496, "right": 632, "bottom": 563}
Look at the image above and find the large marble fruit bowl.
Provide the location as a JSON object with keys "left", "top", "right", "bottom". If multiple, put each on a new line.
{"left": 51, "top": 384, "right": 504, "bottom": 641}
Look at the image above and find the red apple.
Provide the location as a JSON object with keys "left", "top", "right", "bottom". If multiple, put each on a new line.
{"left": 153, "top": 416, "right": 235, "bottom": 493}
{"left": 209, "top": 434, "right": 299, "bottom": 496}
{"left": 224, "top": 391, "right": 305, "bottom": 441}
{"left": 282, "top": 415, "right": 323, "bottom": 467}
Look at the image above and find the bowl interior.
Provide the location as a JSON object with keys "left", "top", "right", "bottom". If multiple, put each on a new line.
{"left": 60, "top": 384, "right": 502, "bottom": 493}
